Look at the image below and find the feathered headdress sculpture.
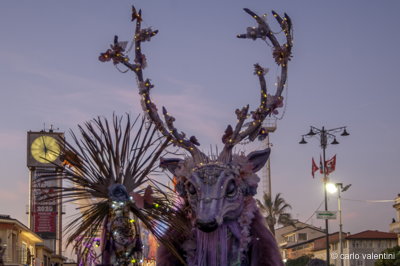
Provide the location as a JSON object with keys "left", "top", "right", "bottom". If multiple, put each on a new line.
{"left": 37, "top": 114, "right": 187, "bottom": 265}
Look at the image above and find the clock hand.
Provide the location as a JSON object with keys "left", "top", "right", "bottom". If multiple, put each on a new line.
{"left": 42, "top": 137, "right": 48, "bottom": 158}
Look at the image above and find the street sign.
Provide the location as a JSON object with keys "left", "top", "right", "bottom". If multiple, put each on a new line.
{"left": 316, "top": 211, "right": 337, "bottom": 220}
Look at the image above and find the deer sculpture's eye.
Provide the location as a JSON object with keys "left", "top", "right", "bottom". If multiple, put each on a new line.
{"left": 187, "top": 183, "right": 197, "bottom": 196}
{"left": 225, "top": 180, "right": 237, "bottom": 198}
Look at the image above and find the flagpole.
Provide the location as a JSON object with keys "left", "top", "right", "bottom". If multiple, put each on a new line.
{"left": 299, "top": 125, "right": 350, "bottom": 265}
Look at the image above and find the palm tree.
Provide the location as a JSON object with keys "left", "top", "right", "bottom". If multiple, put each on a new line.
{"left": 257, "top": 192, "right": 295, "bottom": 236}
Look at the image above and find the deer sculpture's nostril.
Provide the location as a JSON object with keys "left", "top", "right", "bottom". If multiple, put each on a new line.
{"left": 196, "top": 218, "right": 218, "bottom": 233}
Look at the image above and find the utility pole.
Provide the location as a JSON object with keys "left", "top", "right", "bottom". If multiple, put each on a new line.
{"left": 263, "top": 119, "right": 277, "bottom": 197}
{"left": 327, "top": 182, "right": 351, "bottom": 266}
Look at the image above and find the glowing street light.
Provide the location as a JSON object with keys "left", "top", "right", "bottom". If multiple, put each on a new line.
{"left": 326, "top": 183, "right": 338, "bottom": 194}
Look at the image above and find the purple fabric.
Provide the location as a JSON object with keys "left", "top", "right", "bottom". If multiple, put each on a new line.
{"left": 157, "top": 213, "right": 283, "bottom": 265}
{"left": 249, "top": 210, "right": 283, "bottom": 266}
{"left": 101, "top": 216, "right": 111, "bottom": 264}
{"left": 195, "top": 225, "right": 228, "bottom": 266}
{"left": 156, "top": 229, "right": 185, "bottom": 266}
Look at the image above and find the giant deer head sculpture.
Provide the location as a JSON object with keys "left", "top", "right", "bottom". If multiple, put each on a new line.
{"left": 100, "top": 6, "right": 293, "bottom": 265}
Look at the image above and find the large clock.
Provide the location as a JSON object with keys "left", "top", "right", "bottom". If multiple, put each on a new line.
{"left": 27, "top": 132, "right": 64, "bottom": 167}
{"left": 31, "top": 135, "right": 60, "bottom": 163}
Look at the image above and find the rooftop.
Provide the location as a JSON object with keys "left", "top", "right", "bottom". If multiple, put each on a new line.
{"left": 346, "top": 230, "right": 398, "bottom": 240}
{"left": 0, "top": 214, "right": 43, "bottom": 243}
{"left": 313, "top": 232, "right": 348, "bottom": 251}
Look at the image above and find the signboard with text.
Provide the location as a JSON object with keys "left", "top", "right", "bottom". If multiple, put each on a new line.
{"left": 316, "top": 211, "right": 337, "bottom": 220}
{"left": 33, "top": 169, "right": 58, "bottom": 239}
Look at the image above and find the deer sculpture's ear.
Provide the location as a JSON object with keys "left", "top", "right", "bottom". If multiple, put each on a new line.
{"left": 160, "top": 158, "right": 183, "bottom": 175}
{"left": 247, "top": 148, "right": 271, "bottom": 173}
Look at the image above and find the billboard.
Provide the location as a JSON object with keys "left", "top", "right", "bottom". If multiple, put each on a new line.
{"left": 33, "top": 169, "right": 58, "bottom": 239}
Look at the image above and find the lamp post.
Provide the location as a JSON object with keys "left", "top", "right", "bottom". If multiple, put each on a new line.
{"left": 299, "top": 126, "right": 349, "bottom": 265}
{"left": 327, "top": 182, "right": 351, "bottom": 266}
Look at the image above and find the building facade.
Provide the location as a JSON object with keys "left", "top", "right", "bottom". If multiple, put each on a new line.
{"left": 275, "top": 220, "right": 326, "bottom": 260}
{"left": 313, "top": 230, "right": 397, "bottom": 266}
{"left": 389, "top": 194, "right": 400, "bottom": 245}
{"left": 0, "top": 214, "right": 65, "bottom": 266}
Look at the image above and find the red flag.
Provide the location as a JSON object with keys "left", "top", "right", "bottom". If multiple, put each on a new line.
{"left": 319, "top": 155, "right": 323, "bottom": 174}
{"left": 312, "top": 158, "right": 319, "bottom": 178}
{"left": 325, "top": 155, "right": 336, "bottom": 175}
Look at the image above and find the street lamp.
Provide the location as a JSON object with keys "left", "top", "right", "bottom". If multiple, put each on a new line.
{"left": 299, "top": 126, "right": 349, "bottom": 265}
{"left": 328, "top": 182, "right": 352, "bottom": 266}
{"left": 326, "top": 183, "right": 338, "bottom": 194}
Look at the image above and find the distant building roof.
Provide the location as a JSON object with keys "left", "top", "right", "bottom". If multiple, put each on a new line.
{"left": 313, "top": 232, "right": 346, "bottom": 251}
{"left": 285, "top": 237, "right": 318, "bottom": 249}
{"left": 276, "top": 220, "right": 310, "bottom": 230}
{"left": 0, "top": 214, "right": 43, "bottom": 243}
{"left": 282, "top": 225, "right": 325, "bottom": 237}
{"left": 346, "top": 230, "right": 397, "bottom": 240}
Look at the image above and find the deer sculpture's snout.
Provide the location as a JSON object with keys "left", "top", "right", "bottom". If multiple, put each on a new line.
{"left": 196, "top": 218, "right": 218, "bottom": 232}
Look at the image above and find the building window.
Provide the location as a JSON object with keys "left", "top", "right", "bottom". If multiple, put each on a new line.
{"left": 298, "top": 233, "right": 307, "bottom": 241}
{"left": 21, "top": 242, "right": 27, "bottom": 264}
{"left": 286, "top": 234, "right": 295, "bottom": 242}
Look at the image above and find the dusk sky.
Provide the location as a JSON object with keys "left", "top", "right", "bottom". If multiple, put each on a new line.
{"left": 1, "top": 0, "right": 400, "bottom": 259}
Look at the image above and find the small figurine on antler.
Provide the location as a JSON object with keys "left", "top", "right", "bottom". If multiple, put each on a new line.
{"left": 100, "top": 5, "right": 293, "bottom": 265}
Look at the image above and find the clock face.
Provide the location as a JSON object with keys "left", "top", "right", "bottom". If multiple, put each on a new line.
{"left": 30, "top": 136, "right": 61, "bottom": 163}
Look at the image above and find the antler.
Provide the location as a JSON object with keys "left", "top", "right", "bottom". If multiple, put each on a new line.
{"left": 219, "top": 9, "right": 293, "bottom": 162}
{"left": 99, "top": 6, "right": 207, "bottom": 163}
